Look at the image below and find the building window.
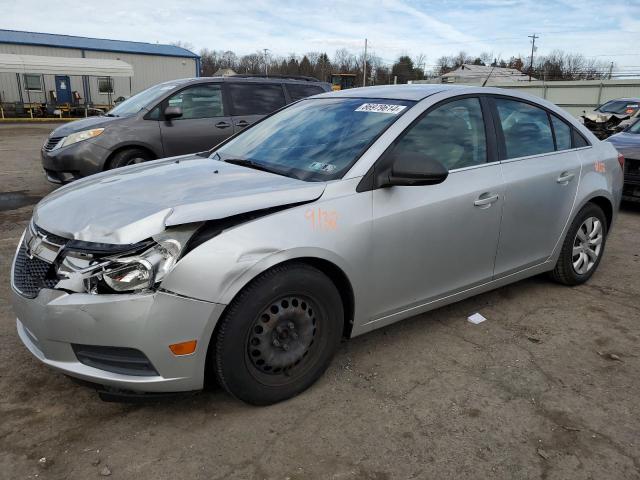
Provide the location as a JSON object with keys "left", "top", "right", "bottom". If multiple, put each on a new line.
{"left": 24, "top": 74, "right": 43, "bottom": 91}
{"left": 98, "top": 77, "right": 114, "bottom": 94}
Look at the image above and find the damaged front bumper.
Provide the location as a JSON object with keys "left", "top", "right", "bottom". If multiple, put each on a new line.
{"left": 11, "top": 286, "right": 225, "bottom": 393}
{"left": 10, "top": 225, "right": 226, "bottom": 393}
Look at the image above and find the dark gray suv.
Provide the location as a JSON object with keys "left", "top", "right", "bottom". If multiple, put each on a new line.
{"left": 41, "top": 76, "right": 331, "bottom": 182}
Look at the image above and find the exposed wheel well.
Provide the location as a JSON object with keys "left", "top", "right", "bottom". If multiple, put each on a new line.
{"left": 104, "top": 145, "right": 156, "bottom": 170}
{"left": 292, "top": 257, "right": 355, "bottom": 339}
{"left": 587, "top": 196, "right": 613, "bottom": 230}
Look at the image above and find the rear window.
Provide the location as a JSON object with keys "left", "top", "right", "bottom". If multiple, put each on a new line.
{"left": 495, "top": 98, "right": 555, "bottom": 159}
{"left": 551, "top": 115, "right": 572, "bottom": 151}
{"left": 286, "top": 84, "right": 325, "bottom": 101}
{"left": 229, "top": 83, "right": 286, "bottom": 116}
{"left": 572, "top": 129, "right": 590, "bottom": 147}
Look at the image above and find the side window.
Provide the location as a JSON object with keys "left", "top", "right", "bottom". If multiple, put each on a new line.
{"left": 495, "top": 98, "right": 554, "bottom": 159}
{"left": 572, "top": 129, "right": 589, "bottom": 148}
{"left": 551, "top": 115, "right": 572, "bottom": 151}
{"left": 228, "top": 84, "right": 286, "bottom": 115}
{"left": 286, "top": 84, "right": 325, "bottom": 102}
{"left": 392, "top": 97, "right": 487, "bottom": 170}
{"left": 146, "top": 106, "right": 160, "bottom": 120}
{"left": 165, "top": 84, "right": 224, "bottom": 119}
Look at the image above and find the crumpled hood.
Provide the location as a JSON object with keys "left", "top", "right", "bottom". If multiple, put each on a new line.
{"left": 33, "top": 156, "right": 326, "bottom": 244}
{"left": 583, "top": 111, "right": 630, "bottom": 123}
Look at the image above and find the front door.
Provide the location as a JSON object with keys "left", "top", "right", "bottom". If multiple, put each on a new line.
{"left": 491, "top": 97, "right": 582, "bottom": 277}
{"left": 159, "top": 83, "right": 233, "bottom": 156}
{"left": 55, "top": 76, "right": 71, "bottom": 104}
{"left": 370, "top": 97, "right": 504, "bottom": 319}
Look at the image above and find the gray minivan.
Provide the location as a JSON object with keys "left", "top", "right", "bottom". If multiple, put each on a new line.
{"left": 41, "top": 76, "right": 331, "bottom": 182}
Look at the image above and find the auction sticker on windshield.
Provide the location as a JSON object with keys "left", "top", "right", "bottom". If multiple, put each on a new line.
{"left": 355, "top": 103, "right": 407, "bottom": 114}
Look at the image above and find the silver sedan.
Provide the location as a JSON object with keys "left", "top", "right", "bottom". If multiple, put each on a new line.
{"left": 11, "top": 85, "right": 623, "bottom": 405}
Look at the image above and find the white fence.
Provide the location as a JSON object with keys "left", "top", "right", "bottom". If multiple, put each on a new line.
{"left": 413, "top": 79, "right": 640, "bottom": 118}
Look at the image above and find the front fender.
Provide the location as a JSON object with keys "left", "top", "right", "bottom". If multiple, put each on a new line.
{"left": 160, "top": 185, "right": 372, "bottom": 321}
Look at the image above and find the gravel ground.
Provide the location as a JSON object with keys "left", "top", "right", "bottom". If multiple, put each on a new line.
{"left": 1, "top": 123, "right": 639, "bottom": 480}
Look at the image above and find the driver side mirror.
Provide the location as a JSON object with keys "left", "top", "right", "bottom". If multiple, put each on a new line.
{"left": 382, "top": 152, "right": 449, "bottom": 187}
{"left": 164, "top": 106, "right": 183, "bottom": 120}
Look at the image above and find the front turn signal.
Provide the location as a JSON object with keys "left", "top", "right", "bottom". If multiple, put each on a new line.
{"left": 169, "top": 340, "right": 197, "bottom": 356}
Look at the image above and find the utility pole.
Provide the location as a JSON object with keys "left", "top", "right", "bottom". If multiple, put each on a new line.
{"left": 263, "top": 48, "right": 270, "bottom": 76}
{"left": 363, "top": 38, "right": 368, "bottom": 87}
{"left": 608, "top": 62, "right": 614, "bottom": 80}
{"left": 528, "top": 33, "right": 538, "bottom": 82}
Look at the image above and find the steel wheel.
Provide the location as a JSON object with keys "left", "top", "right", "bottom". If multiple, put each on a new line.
{"left": 572, "top": 216, "right": 603, "bottom": 275}
{"left": 245, "top": 295, "right": 320, "bottom": 385}
{"left": 214, "top": 263, "right": 343, "bottom": 405}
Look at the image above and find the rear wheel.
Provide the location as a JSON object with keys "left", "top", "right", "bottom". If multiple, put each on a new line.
{"left": 214, "top": 263, "right": 343, "bottom": 405}
{"left": 107, "top": 148, "right": 153, "bottom": 170}
{"left": 551, "top": 203, "right": 607, "bottom": 286}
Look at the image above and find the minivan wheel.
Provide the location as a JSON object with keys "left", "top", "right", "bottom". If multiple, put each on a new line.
{"left": 107, "top": 148, "right": 153, "bottom": 170}
{"left": 551, "top": 203, "right": 607, "bottom": 286}
{"left": 213, "top": 263, "right": 343, "bottom": 405}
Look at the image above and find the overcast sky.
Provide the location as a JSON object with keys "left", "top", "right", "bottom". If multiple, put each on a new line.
{"left": 3, "top": 0, "right": 640, "bottom": 71}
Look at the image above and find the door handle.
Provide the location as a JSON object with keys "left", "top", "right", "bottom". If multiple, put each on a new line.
{"left": 215, "top": 121, "right": 231, "bottom": 129}
{"left": 556, "top": 172, "right": 575, "bottom": 184}
{"left": 236, "top": 120, "right": 250, "bottom": 128}
{"left": 474, "top": 193, "right": 499, "bottom": 208}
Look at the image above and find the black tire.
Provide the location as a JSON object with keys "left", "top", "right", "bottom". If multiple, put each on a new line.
{"left": 107, "top": 148, "right": 153, "bottom": 170}
{"left": 214, "top": 263, "right": 343, "bottom": 405}
{"left": 551, "top": 202, "right": 608, "bottom": 286}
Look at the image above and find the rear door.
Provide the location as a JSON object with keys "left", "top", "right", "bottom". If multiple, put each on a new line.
{"left": 227, "top": 83, "right": 287, "bottom": 133}
{"left": 159, "top": 83, "right": 233, "bottom": 156}
{"left": 491, "top": 96, "right": 582, "bottom": 277}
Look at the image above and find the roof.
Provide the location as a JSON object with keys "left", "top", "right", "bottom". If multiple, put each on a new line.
{"left": 443, "top": 64, "right": 533, "bottom": 82}
{"left": 0, "top": 53, "right": 133, "bottom": 77}
{"left": 315, "top": 84, "right": 464, "bottom": 101}
{"left": 0, "top": 29, "right": 198, "bottom": 59}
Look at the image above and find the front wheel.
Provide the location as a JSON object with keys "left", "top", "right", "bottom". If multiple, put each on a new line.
{"left": 551, "top": 203, "right": 607, "bottom": 286}
{"left": 107, "top": 148, "right": 153, "bottom": 170}
{"left": 213, "top": 263, "right": 344, "bottom": 405}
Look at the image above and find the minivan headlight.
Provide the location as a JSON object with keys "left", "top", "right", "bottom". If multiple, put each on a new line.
{"left": 59, "top": 128, "right": 104, "bottom": 148}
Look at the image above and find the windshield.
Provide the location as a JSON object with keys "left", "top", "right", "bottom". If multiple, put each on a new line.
{"left": 213, "top": 97, "right": 414, "bottom": 181}
{"left": 596, "top": 100, "right": 640, "bottom": 115}
{"left": 107, "top": 82, "right": 182, "bottom": 117}
{"left": 628, "top": 119, "right": 640, "bottom": 134}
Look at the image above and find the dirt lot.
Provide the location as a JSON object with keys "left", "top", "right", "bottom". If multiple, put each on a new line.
{"left": 0, "top": 123, "right": 639, "bottom": 480}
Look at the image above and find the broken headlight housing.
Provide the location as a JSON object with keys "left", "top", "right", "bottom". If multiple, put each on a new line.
{"left": 89, "top": 239, "right": 181, "bottom": 293}
{"left": 55, "top": 227, "right": 196, "bottom": 294}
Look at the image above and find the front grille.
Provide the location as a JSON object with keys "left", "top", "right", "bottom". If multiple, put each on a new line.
{"left": 71, "top": 344, "right": 159, "bottom": 376}
{"left": 44, "top": 136, "right": 64, "bottom": 151}
{"left": 12, "top": 243, "right": 58, "bottom": 298}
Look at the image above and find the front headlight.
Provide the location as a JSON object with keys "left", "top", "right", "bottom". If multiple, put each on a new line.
{"left": 54, "top": 225, "right": 198, "bottom": 295}
{"left": 59, "top": 128, "right": 104, "bottom": 148}
{"left": 100, "top": 239, "right": 181, "bottom": 292}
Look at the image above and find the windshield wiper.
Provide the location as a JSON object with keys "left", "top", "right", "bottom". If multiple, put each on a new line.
{"left": 223, "top": 158, "right": 282, "bottom": 175}
{"left": 104, "top": 113, "right": 118, "bottom": 117}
